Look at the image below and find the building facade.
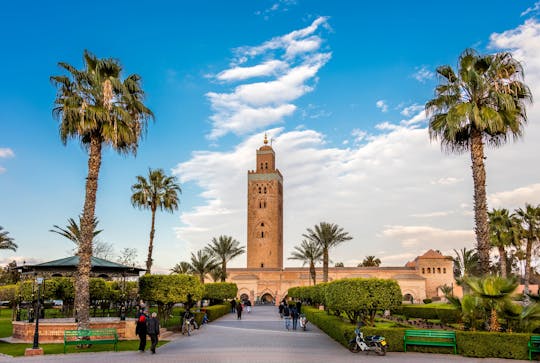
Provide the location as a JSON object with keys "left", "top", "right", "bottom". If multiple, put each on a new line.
{"left": 227, "top": 137, "right": 456, "bottom": 304}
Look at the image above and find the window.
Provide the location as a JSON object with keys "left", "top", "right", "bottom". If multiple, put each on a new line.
{"left": 260, "top": 263, "right": 264, "bottom": 268}
{"left": 263, "top": 187, "right": 267, "bottom": 194}
{"left": 261, "top": 231, "right": 264, "bottom": 238}
{"left": 259, "top": 201, "right": 262, "bottom": 208}
{"left": 260, "top": 163, "right": 263, "bottom": 170}
{"left": 432, "top": 267, "right": 435, "bottom": 273}
{"left": 264, "top": 201, "right": 267, "bottom": 208}
{"left": 258, "top": 187, "right": 261, "bottom": 194}
{"left": 427, "top": 267, "right": 431, "bottom": 273}
{"left": 443, "top": 268, "right": 446, "bottom": 274}
{"left": 265, "top": 162, "right": 268, "bottom": 169}
{"left": 260, "top": 222, "right": 264, "bottom": 227}
{"left": 437, "top": 267, "right": 441, "bottom": 273}
{"left": 422, "top": 268, "right": 425, "bottom": 274}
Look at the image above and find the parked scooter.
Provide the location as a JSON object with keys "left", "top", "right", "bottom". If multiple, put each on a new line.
{"left": 299, "top": 314, "right": 308, "bottom": 331}
{"left": 348, "top": 325, "right": 387, "bottom": 356}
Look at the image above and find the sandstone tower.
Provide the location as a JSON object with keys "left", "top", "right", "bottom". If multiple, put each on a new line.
{"left": 247, "top": 135, "right": 283, "bottom": 269}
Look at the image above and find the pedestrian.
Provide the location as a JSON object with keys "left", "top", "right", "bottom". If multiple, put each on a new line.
{"left": 291, "top": 306, "right": 299, "bottom": 330}
{"left": 283, "top": 304, "right": 291, "bottom": 330}
{"left": 236, "top": 301, "right": 243, "bottom": 319}
{"left": 278, "top": 302, "right": 284, "bottom": 318}
{"left": 135, "top": 311, "right": 148, "bottom": 352}
{"left": 296, "top": 300, "right": 302, "bottom": 314}
{"left": 246, "top": 299, "right": 252, "bottom": 313}
{"left": 230, "top": 299, "right": 236, "bottom": 313}
{"left": 147, "top": 312, "right": 160, "bottom": 354}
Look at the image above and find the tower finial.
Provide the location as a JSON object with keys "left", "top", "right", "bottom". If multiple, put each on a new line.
{"left": 264, "top": 133, "right": 268, "bottom": 145}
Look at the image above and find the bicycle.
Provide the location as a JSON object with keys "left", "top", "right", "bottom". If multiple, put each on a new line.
{"left": 182, "top": 317, "right": 193, "bottom": 336}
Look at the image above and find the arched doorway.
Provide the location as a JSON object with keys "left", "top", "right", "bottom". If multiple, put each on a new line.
{"left": 260, "top": 293, "right": 273, "bottom": 304}
{"left": 403, "top": 293, "right": 414, "bottom": 303}
{"left": 240, "top": 293, "right": 249, "bottom": 301}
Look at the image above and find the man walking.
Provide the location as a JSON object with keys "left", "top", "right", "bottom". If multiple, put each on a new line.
{"left": 135, "top": 311, "right": 148, "bottom": 352}
{"left": 291, "top": 305, "right": 299, "bottom": 331}
{"left": 147, "top": 312, "right": 160, "bottom": 354}
{"left": 283, "top": 304, "right": 291, "bottom": 330}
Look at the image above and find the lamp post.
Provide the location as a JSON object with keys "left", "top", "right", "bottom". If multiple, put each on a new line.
{"left": 25, "top": 277, "right": 44, "bottom": 356}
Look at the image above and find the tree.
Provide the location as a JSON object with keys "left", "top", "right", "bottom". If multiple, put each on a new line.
{"left": 0, "top": 261, "right": 20, "bottom": 284}
{"left": 453, "top": 247, "right": 480, "bottom": 279}
{"left": 50, "top": 217, "right": 112, "bottom": 258}
{"left": 203, "top": 282, "right": 238, "bottom": 304}
{"left": 360, "top": 255, "right": 381, "bottom": 267}
{"left": 116, "top": 248, "right": 138, "bottom": 266}
{"left": 288, "top": 239, "right": 323, "bottom": 285}
{"left": 303, "top": 222, "right": 352, "bottom": 282}
{"left": 189, "top": 250, "right": 218, "bottom": 283}
{"left": 51, "top": 50, "right": 153, "bottom": 329}
{"left": 334, "top": 262, "right": 344, "bottom": 267}
{"left": 0, "top": 226, "right": 17, "bottom": 252}
{"left": 209, "top": 266, "right": 225, "bottom": 282}
{"left": 488, "top": 208, "right": 519, "bottom": 277}
{"left": 170, "top": 261, "right": 192, "bottom": 275}
{"left": 464, "top": 275, "right": 518, "bottom": 331}
{"left": 204, "top": 235, "right": 245, "bottom": 282}
{"left": 426, "top": 49, "right": 532, "bottom": 274}
{"left": 131, "top": 168, "right": 181, "bottom": 274}
{"left": 515, "top": 204, "right": 540, "bottom": 295}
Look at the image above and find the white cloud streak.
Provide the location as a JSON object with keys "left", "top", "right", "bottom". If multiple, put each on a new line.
{"left": 376, "top": 100, "right": 388, "bottom": 112}
{"left": 412, "top": 66, "right": 434, "bottom": 83}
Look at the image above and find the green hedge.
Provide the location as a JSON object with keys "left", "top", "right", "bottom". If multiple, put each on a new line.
{"left": 204, "top": 304, "right": 230, "bottom": 322}
{"left": 304, "top": 306, "right": 532, "bottom": 359}
{"left": 401, "top": 305, "right": 461, "bottom": 323}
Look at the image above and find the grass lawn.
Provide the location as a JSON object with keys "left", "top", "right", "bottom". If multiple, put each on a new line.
{"left": 0, "top": 340, "right": 169, "bottom": 357}
{"left": 0, "top": 308, "right": 12, "bottom": 338}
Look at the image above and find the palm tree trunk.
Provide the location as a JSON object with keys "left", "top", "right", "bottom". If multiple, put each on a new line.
{"left": 76, "top": 137, "right": 102, "bottom": 330}
{"left": 200, "top": 274, "right": 204, "bottom": 284}
{"left": 524, "top": 238, "right": 532, "bottom": 295}
{"left": 221, "top": 261, "right": 227, "bottom": 282}
{"left": 323, "top": 248, "right": 329, "bottom": 283}
{"left": 309, "top": 261, "right": 316, "bottom": 286}
{"left": 470, "top": 129, "right": 490, "bottom": 274}
{"left": 498, "top": 246, "right": 507, "bottom": 278}
{"left": 146, "top": 208, "right": 156, "bottom": 274}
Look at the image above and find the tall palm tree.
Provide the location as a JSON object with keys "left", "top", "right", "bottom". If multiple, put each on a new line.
{"left": 464, "top": 275, "right": 518, "bottom": 331}
{"left": 209, "top": 266, "right": 225, "bottom": 282}
{"left": 50, "top": 216, "right": 103, "bottom": 253}
{"left": 170, "top": 261, "right": 192, "bottom": 274}
{"left": 488, "top": 208, "right": 518, "bottom": 277}
{"left": 51, "top": 50, "right": 153, "bottom": 329}
{"left": 360, "top": 255, "right": 381, "bottom": 267}
{"left": 302, "top": 222, "right": 352, "bottom": 283}
{"left": 426, "top": 49, "right": 532, "bottom": 274}
{"left": 204, "top": 235, "right": 245, "bottom": 282}
{"left": 0, "top": 226, "right": 17, "bottom": 252}
{"left": 515, "top": 204, "right": 540, "bottom": 295}
{"left": 288, "top": 239, "right": 323, "bottom": 285}
{"left": 131, "top": 168, "right": 181, "bottom": 274}
{"left": 189, "top": 250, "right": 218, "bottom": 283}
{"left": 453, "top": 247, "right": 480, "bottom": 279}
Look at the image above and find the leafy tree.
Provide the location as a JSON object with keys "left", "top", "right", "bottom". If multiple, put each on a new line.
{"left": 203, "top": 282, "right": 238, "bottom": 304}
{"left": 334, "top": 262, "right": 344, "bottom": 267}
{"left": 0, "top": 261, "right": 20, "bottom": 284}
{"left": 359, "top": 255, "right": 381, "bottom": 267}
{"left": 0, "top": 226, "right": 17, "bottom": 252}
{"left": 303, "top": 222, "right": 352, "bottom": 282}
{"left": 131, "top": 168, "right": 181, "bottom": 274}
{"left": 189, "top": 250, "right": 218, "bottom": 283}
{"left": 325, "top": 278, "right": 401, "bottom": 325}
{"left": 204, "top": 235, "right": 245, "bottom": 282}
{"left": 464, "top": 275, "right": 518, "bottom": 331}
{"left": 116, "top": 247, "right": 138, "bottom": 266}
{"left": 51, "top": 50, "right": 153, "bottom": 329}
{"left": 426, "top": 49, "right": 532, "bottom": 274}
{"left": 288, "top": 239, "right": 323, "bottom": 286}
{"left": 515, "top": 204, "right": 540, "bottom": 295}
{"left": 170, "top": 261, "right": 192, "bottom": 274}
{"left": 488, "top": 208, "right": 519, "bottom": 277}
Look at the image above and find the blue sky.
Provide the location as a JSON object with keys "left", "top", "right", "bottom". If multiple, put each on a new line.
{"left": 1, "top": 1, "right": 540, "bottom": 272}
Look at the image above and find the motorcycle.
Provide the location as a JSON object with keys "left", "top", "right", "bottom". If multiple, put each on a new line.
{"left": 299, "top": 314, "right": 308, "bottom": 331}
{"left": 348, "top": 326, "right": 387, "bottom": 356}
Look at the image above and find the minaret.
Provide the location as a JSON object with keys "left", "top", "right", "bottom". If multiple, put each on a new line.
{"left": 247, "top": 134, "right": 283, "bottom": 269}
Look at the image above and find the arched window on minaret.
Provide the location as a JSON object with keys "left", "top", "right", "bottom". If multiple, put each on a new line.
{"left": 263, "top": 187, "right": 267, "bottom": 194}
{"left": 258, "top": 187, "right": 262, "bottom": 194}
{"left": 265, "top": 162, "right": 268, "bottom": 169}
{"left": 264, "top": 201, "right": 267, "bottom": 208}
{"left": 260, "top": 222, "right": 264, "bottom": 227}
{"left": 261, "top": 231, "right": 264, "bottom": 238}
{"left": 260, "top": 163, "right": 263, "bottom": 170}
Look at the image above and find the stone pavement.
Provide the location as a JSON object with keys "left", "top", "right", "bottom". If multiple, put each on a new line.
{"left": 0, "top": 305, "right": 529, "bottom": 362}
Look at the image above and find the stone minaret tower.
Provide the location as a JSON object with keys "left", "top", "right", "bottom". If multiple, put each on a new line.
{"left": 247, "top": 134, "right": 283, "bottom": 269}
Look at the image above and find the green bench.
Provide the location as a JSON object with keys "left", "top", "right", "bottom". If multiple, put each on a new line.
{"left": 529, "top": 335, "right": 540, "bottom": 360}
{"left": 63, "top": 328, "right": 118, "bottom": 353}
{"left": 404, "top": 329, "right": 457, "bottom": 354}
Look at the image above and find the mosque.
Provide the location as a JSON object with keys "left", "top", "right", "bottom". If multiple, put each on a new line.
{"left": 226, "top": 136, "right": 456, "bottom": 304}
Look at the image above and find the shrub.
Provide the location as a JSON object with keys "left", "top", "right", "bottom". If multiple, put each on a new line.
{"left": 203, "top": 283, "right": 237, "bottom": 303}
{"left": 423, "top": 298, "right": 432, "bottom": 304}
{"left": 204, "top": 303, "right": 230, "bottom": 322}
{"left": 400, "top": 304, "right": 460, "bottom": 323}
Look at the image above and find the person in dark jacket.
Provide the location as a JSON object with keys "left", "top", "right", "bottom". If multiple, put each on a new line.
{"left": 147, "top": 312, "right": 160, "bottom": 354}
{"left": 135, "top": 311, "right": 148, "bottom": 352}
{"left": 291, "top": 306, "right": 299, "bottom": 330}
{"left": 236, "top": 301, "right": 243, "bottom": 320}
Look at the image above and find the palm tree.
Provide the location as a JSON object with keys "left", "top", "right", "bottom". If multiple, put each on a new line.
{"left": 209, "top": 266, "right": 225, "bottom": 282}
{"left": 189, "top": 250, "right": 218, "bottom": 283}
{"left": 360, "top": 255, "right": 381, "bottom": 267}
{"left": 453, "top": 247, "right": 480, "bottom": 279}
{"left": 302, "top": 222, "right": 352, "bottom": 282}
{"left": 170, "top": 261, "right": 192, "bottom": 274}
{"left": 288, "top": 239, "right": 323, "bottom": 285}
{"left": 204, "top": 235, "right": 245, "bottom": 282}
{"left": 51, "top": 50, "right": 153, "bottom": 329}
{"left": 515, "top": 204, "right": 540, "bottom": 295}
{"left": 488, "top": 208, "right": 519, "bottom": 277}
{"left": 131, "top": 168, "right": 181, "bottom": 274}
{"left": 426, "top": 49, "right": 532, "bottom": 274}
{"left": 0, "top": 227, "right": 17, "bottom": 252}
{"left": 464, "top": 275, "right": 518, "bottom": 331}
{"left": 50, "top": 216, "right": 104, "bottom": 254}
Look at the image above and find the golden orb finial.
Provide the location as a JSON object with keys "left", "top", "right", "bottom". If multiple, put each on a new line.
{"left": 264, "top": 133, "right": 268, "bottom": 145}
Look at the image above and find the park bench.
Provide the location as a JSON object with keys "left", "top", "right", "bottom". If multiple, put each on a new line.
{"left": 529, "top": 335, "right": 540, "bottom": 360}
{"left": 63, "top": 328, "right": 118, "bottom": 353}
{"left": 403, "top": 329, "right": 456, "bottom": 354}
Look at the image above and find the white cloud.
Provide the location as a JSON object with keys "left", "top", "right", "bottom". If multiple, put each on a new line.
{"left": 255, "top": 0, "right": 298, "bottom": 19}
{"left": 521, "top": 1, "right": 540, "bottom": 16}
{"left": 400, "top": 104, "right": 424, "bottom": 117}
{"left": 206, "top": 17, "right": 331, "bottom": 139}
{"left": 0, "top": 148, "right": 14, "bottom": 158}
{"left": 488, "top": 183, "right": 540, "bottom": 209}
{"left": 376, "top": 100, "right": 388, "bottom": 112}
{"left": 411, "top": 211, "right": 454, "bottom": 218}
{"left": 412, "top": 66, "right": 434, "bottom": 83}
{"left": 351, "top": 129, "right": 368, "bottom": 143}
{"left": 381, "top": 225, "right": 474, "bottom": 250}
{"left": 430, "top": 177, "right": 463, "bottom": 185}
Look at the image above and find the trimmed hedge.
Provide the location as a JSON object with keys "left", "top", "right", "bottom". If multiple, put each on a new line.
{"left": 303, "top": 306, "right": 532, "bottom": 360}
{"left": 204, "top": 303, "right": 230, "bottom": 322}
{"left": 203, "top": 283, "right": 237, "bottom": 301}
{"left": 401, "top": 305, "right": 461, "bottom": 324}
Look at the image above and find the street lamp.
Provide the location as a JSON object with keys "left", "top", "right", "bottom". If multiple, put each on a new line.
{"left": 32, "top": 277, "right": 43, "bottom": 349}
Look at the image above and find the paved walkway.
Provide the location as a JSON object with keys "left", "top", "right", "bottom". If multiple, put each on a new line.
{"left": 0, "top": 306, "right": 529, "bottom": 362}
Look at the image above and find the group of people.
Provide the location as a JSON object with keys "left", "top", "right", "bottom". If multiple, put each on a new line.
{"left": 135, "top": 302, "right": 161, "bottom": 354}
{"left": 230, "top": 298, "right": 252, "bottom": 320}
{"left": 278, "top": 299, "right": 302, "bottom": 331}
